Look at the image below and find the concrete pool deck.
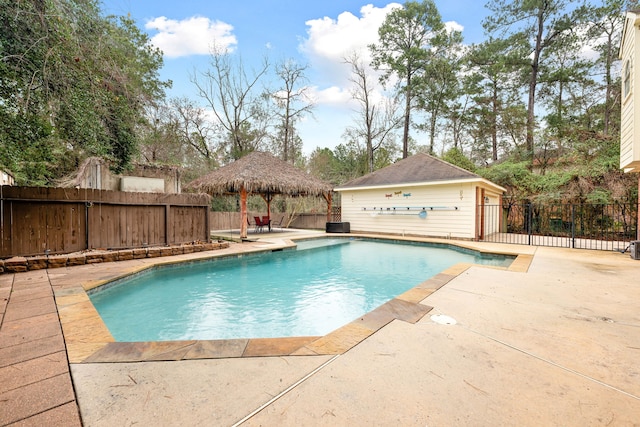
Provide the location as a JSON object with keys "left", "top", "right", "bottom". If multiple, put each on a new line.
{"left": 1, "top": 232, "right": 639, "bottom": 425}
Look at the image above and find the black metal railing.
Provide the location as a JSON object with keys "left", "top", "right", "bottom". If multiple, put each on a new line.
{"left": 480, "top": 202, "right": 638, "bottom": 251}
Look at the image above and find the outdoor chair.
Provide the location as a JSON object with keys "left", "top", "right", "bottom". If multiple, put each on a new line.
{"left": 247, "top": 217, "right": 257, "bottom": 233}
{"left": 261, "top": 216, "right": 272, "bottom": 232}
{"left": 253, "top": 216, "right": 266, "bottom": 233}
{"left": 271, "top": 216, "right": 285, "bottom": 231}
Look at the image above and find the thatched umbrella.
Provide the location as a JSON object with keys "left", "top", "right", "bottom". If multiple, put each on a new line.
{"left": 185, "top": 151, "right": 333, "bottom": 239}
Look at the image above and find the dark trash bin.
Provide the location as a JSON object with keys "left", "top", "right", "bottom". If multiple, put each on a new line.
{"left": 326, "top": 222, "right": 350, "bottom": 233}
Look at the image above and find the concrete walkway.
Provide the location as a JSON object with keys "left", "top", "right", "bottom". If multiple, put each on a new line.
{"left": 2, "top": 235, "right": 639, "bottom": 426}
{"left": 240, "top": 246, "right": 640, "bottom": 426}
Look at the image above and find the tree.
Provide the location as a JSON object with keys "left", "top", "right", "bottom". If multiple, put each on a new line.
{"left": 333, "top": 142, "right": 370, "bottom": 182}
{"left": 444, "top": 76, "right": 475, "bottom": 152}
{"left": 537, "top": 29, "right": 593, "bottom": 143}
{"left": 307, "top": 148, "right": 341, "bottom": 185}
{"left": 307, "top": 143, "right": 371, "bottom": 186}
{"left": 466, "top": 35, "right": 529, "bottom": 163}
{"left": 138, "top": 101, "right": 183, "bottom": 165}
{"left": 478, "top": 160, "right": 538, "bottom": 202}
{"left": 272, "top": 59, "right": 314, "bottom": 163}
{"left": 344, "top": 52, "right": 402, "bottom": 173}
{"left": 415, "top": 25, "right": 464, "bottom": 154}
{"left": 270, "top": 124, "right": 304, "bottom": 165}
{"left": 369, "top": 0, "right": 445, "bottom": 159}
{"left": 0, "top": 0, "right": 168, "bottom": 183}
{"left": 170, "top": 97, "right": 219, "bottom": 169}
{"left": 483, "top": 0, "right": 581, "bottom": 160}
{"left": 585, "top": 0, "right": 639, "bottom": 135}
{"left": 441, "top": 147, "right": 476, "bottom": 172}
{"left": 191, "top": 49, "right": 271, "bottom": 161}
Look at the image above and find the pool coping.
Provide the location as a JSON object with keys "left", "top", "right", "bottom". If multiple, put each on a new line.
{"left": 54, "top": 234, "right": 532, "bottom": 364}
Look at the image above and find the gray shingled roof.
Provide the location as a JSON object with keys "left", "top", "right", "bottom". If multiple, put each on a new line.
{"left": 336, "top": 153, "right": 480, "bottom": 189}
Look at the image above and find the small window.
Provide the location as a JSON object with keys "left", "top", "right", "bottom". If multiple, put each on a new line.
{"left": 624, "top": 59, "right": 631, "bottom": 98}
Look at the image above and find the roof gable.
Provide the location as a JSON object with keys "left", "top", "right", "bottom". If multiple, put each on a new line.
{"left": 337, "top": 153, "right": 480, "bottom": 188}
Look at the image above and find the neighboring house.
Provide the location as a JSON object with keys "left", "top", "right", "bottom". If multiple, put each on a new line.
{"left": 334, "top": 153, "right": 506, "bottom": 240}
{"left": 620, "top": 9, "right": 640, "bottom": 173}
{"left": 619, "top": 11, "right": 640, "bottom": 241}
{"left": 60, "top": 157, "right": 182, "bottom": 193}
{"left": 1, "top": 169, "right": 15, "bottom": 186}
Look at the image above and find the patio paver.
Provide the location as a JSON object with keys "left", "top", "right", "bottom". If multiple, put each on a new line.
{"left": 0, "top": 271, "right": 82, "bottom": 426}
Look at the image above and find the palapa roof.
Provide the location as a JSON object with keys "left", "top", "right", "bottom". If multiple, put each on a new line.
{"left": 185, "top": 151, "right": 333, "bottom": 197}
{"left": 335, "top": 153, "right": 504, "bottom": 191}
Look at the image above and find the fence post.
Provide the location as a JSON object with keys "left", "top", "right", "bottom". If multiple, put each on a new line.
{"left": 165, "top": 204, "right": 171, "bottom": 246}
{"left": 205, "top": 206, "right": 210, "bottom": 242}
{"left": 571, "top": 204, "right": 576, "bottom": 249}
{"left": 85, "top": 202, "right": 90, "bottom": 250}
{"left": 527, "top": 203, "right": 532, "bottom": 246}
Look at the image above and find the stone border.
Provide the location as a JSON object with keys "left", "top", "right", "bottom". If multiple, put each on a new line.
{"left": 57, "top": 237, "right": 533, "bottom": 364}
{"left": 0, "top": 242, "right": 230, "bottom": 274}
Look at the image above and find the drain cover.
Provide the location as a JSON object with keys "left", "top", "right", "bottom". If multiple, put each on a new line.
{"left": 430, "top": 314, "right": 457, "bottom": 325}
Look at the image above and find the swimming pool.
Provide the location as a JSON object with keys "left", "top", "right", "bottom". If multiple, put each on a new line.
{"left": 89, "top": 238, "right": 513, "bottom": 341}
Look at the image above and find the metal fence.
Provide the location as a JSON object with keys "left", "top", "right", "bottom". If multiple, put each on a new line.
{"left": 480, "top": 202, "right": 639, "bottom": 251}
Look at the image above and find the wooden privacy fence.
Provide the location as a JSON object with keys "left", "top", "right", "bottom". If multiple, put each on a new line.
{"left": 1, "top": 186, "right": 211, "bottom": 258}
{"left": 209, "top": 212, "right": 332, "bottom": 231}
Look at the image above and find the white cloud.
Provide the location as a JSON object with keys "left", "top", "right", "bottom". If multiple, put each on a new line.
{"left": 301, "top": 4, "right": 401, "bottom": 85}
{"left": 145, "top": 16, "right": 237, "bottom": 58}
{"left": 308, "top": 85, "right": 355, "bottom": 108}
{"left": 298, "top": 4, "right": 466, "bottom": 151}
{"left": 297, "top": 3, "right": 406, "bottom": 151}
{"left": 445, "top": 21, "right": 464, "bottom": 34}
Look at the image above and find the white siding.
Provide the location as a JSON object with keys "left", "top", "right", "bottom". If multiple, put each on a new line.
{"left": 0, "top": 171, "right": 14, "bottom": 186}
{"left": 620, "top": 12, "right": 640, "bottom": 172}
{"left": 482, "top": 191, "right": 501, "bottom": 236}
{"left": 340, "top": 182, "right": 480, "bottom": 239}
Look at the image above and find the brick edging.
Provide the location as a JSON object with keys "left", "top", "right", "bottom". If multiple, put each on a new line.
{"left": 0, "top": 242, "right": 230, "bottom": 274}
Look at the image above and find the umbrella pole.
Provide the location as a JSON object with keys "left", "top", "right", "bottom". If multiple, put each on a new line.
{"left": 240, "top": 186, "right": 248, "bottom": 239}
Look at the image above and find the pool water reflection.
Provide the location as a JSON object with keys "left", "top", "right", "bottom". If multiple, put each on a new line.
{"left": 89, "top": 238, "right": 512, "bottom": 341}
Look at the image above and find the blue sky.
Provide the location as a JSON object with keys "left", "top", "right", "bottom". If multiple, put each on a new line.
{"left": 103, "top": 1, "right": 491, "bottom": 155}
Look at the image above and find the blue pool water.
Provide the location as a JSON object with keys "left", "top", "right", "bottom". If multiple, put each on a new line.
{"left": 89, "top": 238, "right": 512, "bottom": 341}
